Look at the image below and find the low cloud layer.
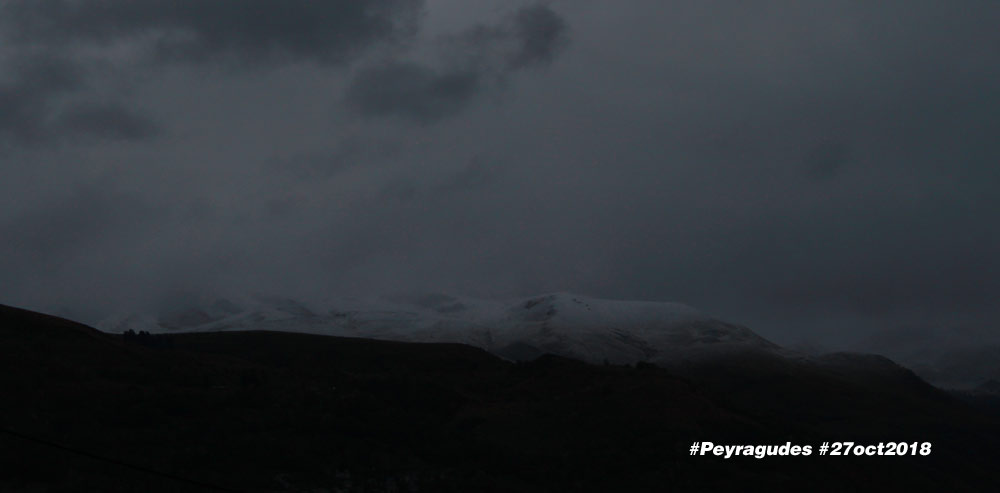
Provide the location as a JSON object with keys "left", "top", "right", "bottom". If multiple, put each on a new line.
{"left": 0, "top": 0, "right": 998, "bottom": 355}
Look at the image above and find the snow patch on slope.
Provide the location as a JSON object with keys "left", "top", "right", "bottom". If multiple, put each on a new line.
{"left": 98, "top": 292, "right": 781, "bottom": 365}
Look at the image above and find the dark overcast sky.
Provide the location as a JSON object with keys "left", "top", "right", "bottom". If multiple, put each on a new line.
{"left": 1, "top": 0, "right": 998, "bottom": 347}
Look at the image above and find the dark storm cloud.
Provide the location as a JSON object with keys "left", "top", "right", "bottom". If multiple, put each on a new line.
{"left": 450, "top": 3, "right": 569, "bottom": 70}
{"left": 5, "top": 54, "right": 84, "bottom": 94}
{"left": 503, "top": 3, "right": 570, "bottom": 69}
{"left": 345, "top": 62, "right": 481, "bottom": 122}
{"left": 0, "top": 0, "right": 424, "bottom": 148}
{"left": 0, "top": 56, "right": 156, "bottom": 149}
{"left": 344, "top": 3, "right": 568, "bottom": 122}
{"left": 0, "top": 55, "right": 85, "bottom": 148}
{"left": 0, "top": 0, "right": 424, "bottom": 66}
{"left": 1, "top": 0, "right": 999, "bottom": 365}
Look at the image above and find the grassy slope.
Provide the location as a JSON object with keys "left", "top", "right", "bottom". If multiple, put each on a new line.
{"left": 1, "top": 304, "right": 998, "bottom": 492}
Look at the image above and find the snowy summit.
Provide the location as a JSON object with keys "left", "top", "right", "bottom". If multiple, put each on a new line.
{"left": 99, "top": 292, "right": 781, "bottom": 366}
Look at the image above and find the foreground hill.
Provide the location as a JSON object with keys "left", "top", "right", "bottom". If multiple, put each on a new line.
{"left": 3, "top": 303, "right": 999, "bottom": 492}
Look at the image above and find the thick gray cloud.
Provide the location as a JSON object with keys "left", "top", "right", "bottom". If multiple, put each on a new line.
{"left": 1, "top": 0, "right": 424, "bottom": 66}
{"left": 0, "top": 0, "right": 998, "bottom": 366}
{"left": 449, "top": 3, "right": 569, "bottom": 70}
{"left": 503, "top": 3, "right": 569, "bottom": 69}
{"left": 344, "top": 3, "right": 568, "bottom": 122}
{"left": 345, "top": 62, "right": 482, "bottom": 122}
{"left": 0, "top": 55, "right": 157, "bottom": 149}
{"left": 0, "top": 0, "right": 425, "bottom": 149}
{"left": 0, "top": 56, "right": 81, "bottom": 146}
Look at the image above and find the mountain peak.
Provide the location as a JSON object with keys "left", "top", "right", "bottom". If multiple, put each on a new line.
{"left": 97, "top": 292, "right": 778, "bottom": 366}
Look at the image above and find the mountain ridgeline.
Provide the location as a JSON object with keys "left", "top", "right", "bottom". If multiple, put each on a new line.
{"left": 98, "top": 293, "right": 783, "bottom": 366}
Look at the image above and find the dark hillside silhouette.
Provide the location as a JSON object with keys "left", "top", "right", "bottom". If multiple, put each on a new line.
{"left": 2, "top": 304, "right": 998, "bottom": 491}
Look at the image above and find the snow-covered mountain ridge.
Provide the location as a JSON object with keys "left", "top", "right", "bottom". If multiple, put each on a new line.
{"left": 98, "top": 292, "right": 783, "bottom": 366}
